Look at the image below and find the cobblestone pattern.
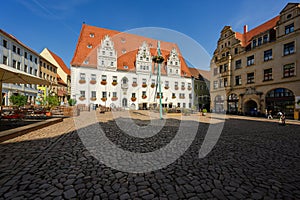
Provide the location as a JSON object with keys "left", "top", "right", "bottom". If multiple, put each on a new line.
{"left": 0, "top": 115, "right": 300, "bottom": 199}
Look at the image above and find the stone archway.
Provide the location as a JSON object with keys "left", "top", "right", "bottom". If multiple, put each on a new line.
{"left": 244, "top": 100, "right": 258, "bottom": 116}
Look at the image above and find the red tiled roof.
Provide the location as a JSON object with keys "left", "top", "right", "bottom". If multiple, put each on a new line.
{"left": 47, "top": 49, "right": 71, "bottom": 75}
{"left": 188, "top": 67, "right": 211, "bottom": 81}
{"left": 236, "top": 16, "right": 280, "bottom": 47}
{"left": 71, "top": 24, "right": 192, "bottom": 77}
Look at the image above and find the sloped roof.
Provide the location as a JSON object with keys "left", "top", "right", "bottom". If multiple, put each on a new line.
{"left": 71, "top": 24, "right": 192, "bottom": 77}
{"left": 47, "top": 49, "right": 70, "bottom": 75}
{"left": 57, "top": 74, "right": 67, "bottom": 86}
{"left": 235, "top": 16, "right": 280, "bottom": 47}
{"left": 188, "top": 67, "right": 211, "bottom": 81}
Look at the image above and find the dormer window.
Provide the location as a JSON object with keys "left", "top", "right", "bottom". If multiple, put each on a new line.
{"left": 287, "top": 14, "right": 292, "bottom": 19}
{"left": 285, "top": 23, "right": 294, "bottom": 35}
{"left": 87, "top": 44, "right": 92, "bottom": 48}
{"left": 263, "top": 35, "right": 268, "bottom": 43}
{"left": 257, "top": 37, "right": 262, "bottom": 46}
{"left": 121, "top": 38, "right": 126, "bottom": 43}
{"left": 122, "top": 49, "right": 126, "bottom": 54}
{"left": 89, "top": 33, "right": 95, "bottom": 38}
{"left": 252, "top": 40, "right": 257, "bottom": 48}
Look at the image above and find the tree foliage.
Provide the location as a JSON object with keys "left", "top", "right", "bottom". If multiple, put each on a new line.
{"left": 9, "top": 94, "right": 27, "bottom": 106}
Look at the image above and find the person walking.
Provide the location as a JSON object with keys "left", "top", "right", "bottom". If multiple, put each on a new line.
{"left": 267, "top": 110, "right": 273, "bottom": 119}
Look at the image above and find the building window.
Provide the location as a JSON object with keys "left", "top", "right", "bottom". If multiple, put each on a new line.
{"left": 90, "top": 33, "right": 95, "bottom": 38}
{"left": 264, "top": 49, "right": 272, "bottom": 61}
{"left": 224, "top": 78, "right": 228, "bottom": 87}
{"left": 17, "top": 48, "right": 20, "bottom": 55}
{"left": 284, "top": 42, "right": 294, "bottom": 56}
{"left": 247, "top": 55, "right": 254, "bottom": 66}
{"left": 285, "top": 23, "right": 294, "bottom": 34}
{"left": 142, "top": 78, "right": 146, "bottom": 84}
{"left": 189, "top": 93, "right": 192, "bottom": 99}
{"left": 235, "top": 59, "right": 241, "bottom": 69}
{"left": 263, "top": 35, "right": 268, "bottom": 43}
{"left": 12, "top": 60, "right": 16, "bottom": 68}
{"left": 223, "top": 64, "right": 228, "bottom": 72}
{"left": 101, "top": 60, "right": 104, "bottom": 65}
{"left": 80, "top": 91, "right": 85, "bottom": 98}
{"left": 34, "top": 69, "right": 37, "bottom": 76}
{"left": 91, "top": 74, "right": 96, "bottom": 80}
{"left": 133, "top": 77, "right": 137, "bottom": 83}
{"left": 101, "top": 75, "right": 107, "bottom": 81}
{"left": 110, "top": 52, "right": 113, "bottom": 56}
{"left": 113, "top": 76, "right": 117, "bottom": 82}
{"left": 257, "top": 37, "right": 262, "bottom": 46}
{"left": 3, "top": 39, "right": 7, "bottom": 48}
{"left": 24, "top": 65, "right": 27, "bottom": 73}
{"left": 247, "top": 72, "right": 255, "bottom": 84}
{"left": 234, "top": 48, "right": 238, "bottom": 54}
{"left": 283, "top": 63, "right": 295, "bottom": 78}
{"left": 13, "top": 45, "right": 16, "bottom": 53}
{"left": 80, "top": 73, "right": 85, "bottom": 80}
{"left": 132, "top": 93, "right": 136, "bottom": 98}
{"left": 110, "top": 62, "right": 114, "bottom": 66}
{"left": 87, "top": 44, "right": 92, "bottom": 48}
{"left": 102, "top": 92, "right": 107, "bottom": 98}
{"left": 24, "top": 52, "right": 27, "bottom": 59}
{"left": 112, "top": 92, "right": 117, "bottom": 98}
{"left": 213, "top": 80, "right": 218, "bottom": 89}
{"left": 165, "top": 81, "right": 169, "bottom": 87}
{"left": 30, "top": 55, "right": 32, "bottom": 61}
{"left": 2, "top": 56, "right": 8, "bottom": 65}
{"left": 264, "top": 68, "right": 272, "bottom": 81}
{"left": 235, "top": 75, "right": 241, "bottom": 85}
{"left": 252, "top": 40, "right": 256, "bottom": 48}
{"left": 91, "top": 91, "right": 96, "bottom": 98}
{"left": 219, "top": 65, "right": 223, "bottom": 73}
{"left": 34, "top": 58, "right": 37, "bottom": 64}
{"left": 213, "top": 68, "right": 218, "bottom": 75}
{"left": 102, "top": 51, "right": 105, "bottom": 55}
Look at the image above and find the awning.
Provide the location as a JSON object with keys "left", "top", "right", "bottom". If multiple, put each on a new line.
{"left": 0, "top": 64, "right": 52, "bottom": 106}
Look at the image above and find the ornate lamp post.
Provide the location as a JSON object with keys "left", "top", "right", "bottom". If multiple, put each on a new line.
{"left": 152, "top": 41, "right": 164, "bottom": 119}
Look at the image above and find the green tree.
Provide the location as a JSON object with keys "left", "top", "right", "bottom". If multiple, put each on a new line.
{"left": 68, "top": 98, "right": 77, "bottom": 106}
{"left": 9, "top": 94, "right": 27, "bottom": 106}
{"left": 46, "top": 94, "right": 59, "bottom": 109}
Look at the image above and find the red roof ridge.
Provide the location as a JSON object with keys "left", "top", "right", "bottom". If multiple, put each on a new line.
{"left": 46, "top": 48, "right": 70, "bottom": 75}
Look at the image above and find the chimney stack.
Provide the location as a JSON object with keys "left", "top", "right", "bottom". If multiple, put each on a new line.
{"left": 244, "top": 25, "right": 248, "bottom": 34}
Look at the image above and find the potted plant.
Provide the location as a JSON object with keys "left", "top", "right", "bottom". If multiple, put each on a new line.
{"left": 111, "top": 97, "right": 118, "bottom": 101}
{"left": 131, "top": 97, "right": 137, "bottom": 102}
{"left": 45, "top": 94, "right": 60, "bottom": 116}
{"left": 132, "top": 82, "right": 138, "bottom": 87}
{"left": 202, "top": 108, "right": 208, "bottom": 116}
{"left": 101, "top": 97, "right": 107, "bottom": 102}
{"left": 101, "top": 80, "right": 107, "bottom": 85}
{"left": 90, "top": 80, "right": 96, "bottom": 84}
{"left": 142, "top": 83, "right": 147, "bottom": 88}
{"left": 112, "top": 81, "right": 118, "bottom": 86}
{"left": 68, "top": 99, "right": 77, "bottom": 106}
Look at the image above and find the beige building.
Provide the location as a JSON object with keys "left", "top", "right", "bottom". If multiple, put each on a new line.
{"left": 39, "top": 56, "right": 58, "bottom": 95}
{"left": 40, "top": 48, "right": 71, "bottom": 103}
{"left": 210, "top": 3, "right": 300, "bottom": 119}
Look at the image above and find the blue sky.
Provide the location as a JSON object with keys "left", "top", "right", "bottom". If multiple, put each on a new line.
{"left": 0, "top": 0, "right": 293, "bottom": 70}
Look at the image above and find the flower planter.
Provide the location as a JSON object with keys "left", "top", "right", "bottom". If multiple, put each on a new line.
{"left": 181, "top": 87, "right": 185, "bottom": 90}
{"left": 172, "top": 96, "right": 176, "bottom": 99}
{"left": 90, "top": 97, "right": 97, "bottom": 101}
{"left": 79, "top": 97, "right": 86, "bottom": 101}
{"left": 90, "top": 80, "right": 96, "bottom": 84}
{"left": 111, "top": 97, "right": 118, "bottom": 101}
{"left": 132, "top": 83, "right": 138, "bottom": 87}
{"left": 188, "top": 87, "right": 192, "bottom": 90}
{"left": 112, "top": 81, "right": 118, "bottom": 86}
{"left": 79, "top": 79, "right": 86, "bottom": 84}
{"left": 101, "top": 80, "right": 107, "bottom": 85}
{"left": 164, "top": 86, "right": 169, "bottom": 90}
{"left": 46, "top": 112, "right": 52, "bottom": 117}
{"left": 175, "top": 86, "right": 179, "bottom": 90}
{"left": 142, "top": 84, "right": 147, "bottom": 88}
{"left": 101, "top": 97, "right": 107, "bottom": 102}
{"left": 131, "top": 97, "right": 137, "bottom": 102}
{"left": 151, "top": 84, "right": 155, "bottom": 88}
{"left": 156, "top": 96, "right": 164, "bottom": 99}
{"left": 142, "top": 95, "right": 147, "bottom": 99}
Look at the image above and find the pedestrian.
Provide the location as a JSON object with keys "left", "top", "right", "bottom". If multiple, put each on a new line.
{"left": 279, "top": 112, "right": 286, "bottom": 126}
{"left": 267, "top": 110, "right": 273, "bottom": 119}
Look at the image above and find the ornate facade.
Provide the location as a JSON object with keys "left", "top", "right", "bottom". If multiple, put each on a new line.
{"left": 210, "top": 3, "right": 300, "bottom": 119}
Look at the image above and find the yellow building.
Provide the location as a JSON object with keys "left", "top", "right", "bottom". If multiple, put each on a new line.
{"left": 39, "top": 55, "right": 58, "bottom": 95}
{"left": 210, "top": 3, "right": 300, "bottom": 119}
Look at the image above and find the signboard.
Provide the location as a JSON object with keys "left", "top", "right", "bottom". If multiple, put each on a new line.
{"left": 296, "top": 96, "right": 300, "bottom": 109}
{"left": 36, "top": 86, "right": 47, "bottom": 105}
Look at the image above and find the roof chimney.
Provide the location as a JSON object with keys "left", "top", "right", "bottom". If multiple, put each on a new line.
{"left": 244, "top": 25, "right": 248, "bottom": 34}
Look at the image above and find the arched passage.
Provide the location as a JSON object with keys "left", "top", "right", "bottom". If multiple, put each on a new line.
{"left": 244, "top": 100, "right": 258, "bottom": 116}
{"left": 265, "top": 88, "right": 295, "bottom": 118}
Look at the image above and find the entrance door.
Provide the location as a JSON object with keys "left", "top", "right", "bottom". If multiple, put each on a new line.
{"left": 122, "top": 98, "right": 128, "bottom": 107}
{"left": 244, "top": 100, "right": 257, "bottom": 116}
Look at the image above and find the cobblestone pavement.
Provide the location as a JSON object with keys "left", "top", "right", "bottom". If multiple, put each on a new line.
{"left": 0, "top": 111, "right": 300, "bottom": 199}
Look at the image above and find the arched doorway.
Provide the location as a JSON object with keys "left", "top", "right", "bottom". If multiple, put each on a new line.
{"left": 122, "top": 98, "right": 128, "bottom": 107}
{"left": 244, "top": 100, "right": 258, "bottom": 116}
{"left": 265, "top": 88, "right": 294, "bottom": 118}
{"left": 215, "top": 95, "right": 224, "bottom": 113}
{"left": 228, "top": 93, "right": 239, "bottom": 114}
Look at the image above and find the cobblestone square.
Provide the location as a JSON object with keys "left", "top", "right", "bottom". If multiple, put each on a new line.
{"left": 0, "top": 111, "right": 299, "bottom": 199}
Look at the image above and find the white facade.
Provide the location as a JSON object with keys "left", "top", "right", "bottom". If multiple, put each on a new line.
{"left": 71, "top": 67, "right": 193, "bottom": 110}
{"left": 0, "top": 30, "right": 39, "bottom": 106}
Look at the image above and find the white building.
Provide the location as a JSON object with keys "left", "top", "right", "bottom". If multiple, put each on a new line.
{"left": 0, "top": 29, "right": 40, "bottom": 106}
{"left": 71, "top": 24, "right": 193, "bottom": 110}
